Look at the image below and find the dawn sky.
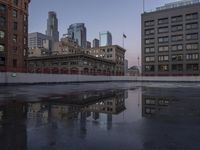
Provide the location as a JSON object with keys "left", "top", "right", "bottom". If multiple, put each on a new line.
{"left": 29, "top": 0, "right": 177, "bottom": 67}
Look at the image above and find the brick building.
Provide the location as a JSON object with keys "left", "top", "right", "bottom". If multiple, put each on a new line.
{"left": 0, "top": 0, "right": 30, "bottom": 72}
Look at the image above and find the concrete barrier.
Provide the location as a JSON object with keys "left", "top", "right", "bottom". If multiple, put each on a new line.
{"left": 0, "top": 72, "right": 200, "bottom": 84}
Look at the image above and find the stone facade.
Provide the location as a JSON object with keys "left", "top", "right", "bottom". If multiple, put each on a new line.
{"left": 26, "top": 54, "right": 117, "bottom": 76}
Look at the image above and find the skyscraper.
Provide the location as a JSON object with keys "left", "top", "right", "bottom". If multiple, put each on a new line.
{"left": 93, "top": 39, "right": 99, "bottom": 48}
{"left": 67, "top": 23, "right": 87, "bottom": 48}
{"left": 99, "top": 31, "right": 112, "bottom": 46}
{"left": 46, "top": 11, "right": 59, "bottom": 42}
{"left": 0, "top": 0, "right": 31, "bottom": 72}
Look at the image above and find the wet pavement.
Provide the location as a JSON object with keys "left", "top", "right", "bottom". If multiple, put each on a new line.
{"left": 0, "top": 82, "right": 200, "bottom": 150}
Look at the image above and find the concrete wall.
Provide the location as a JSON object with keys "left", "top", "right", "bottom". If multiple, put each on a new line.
{"left": 1, "top": 72, "right": 200, "bottom": 84}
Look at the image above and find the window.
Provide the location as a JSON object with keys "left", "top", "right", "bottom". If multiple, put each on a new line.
{"left": 158, "top": 55, "right": 169, "bottom": 62}
{"left": 172, "top": 54, "right": 183, "bottom": 61}
{"left": 145, "top": 65, "right": 155, "bottom": 71}
{"left": 186, "top": 13, "right": 198, "bottom": 20}
{"left": 158, "top": 36, "right": 168, "bottom": 43}
{"left": 13, "top": 59, "right": 17, "bottom": 68}
{"left": 145, "top": 28, "right": 154, "bottom": 35}
{"left": 13, "top": 10, "right": 17, "bottom": 18}
{"left": 145, "top": 56, "right": 155, "bottom": 62}
{"left": 145, "top": 20, "right": 154, "bottom": 27}
{"left": 186, "top": 33, "right": 198, "bottom": 40}
{"left": 171, "top": 35, "right": 183, "bottom": 42}
{"left": 0, "top": 57, "right": 5, "bottom": 65}
{"left": 158, "top": 26, "right": 168, "bottom": 34}
{"left": 13, "top": 46, "right": 17, "bottom": 52}
{"left": 171, "top": 15, "right": 183, "bottom": 23}
{"left": 171, "top": 25, "right": 183, "bottom": 32}
{"left": 186, "top": 43, "right": 198, "bottom": 50}
{"left": 158, "top": 46, "right": 169, "bottom": 52}
{"left": 0, "top": 44, "right": 4, "bottom": 52}
{"left": 186, "top": 22, "right": 198, "bottom": 30}
{"left": 171, "top": 44, "right": 183, "bottom": 51}
{"left": 13, "top": 22, "right": 17, "bottom": 31}
{"left": 158, "top": 65, "right": 169, "bottom": 71}
{"left": 13, "top": 0, "right": 18, "bottom": 6}
{"left": 24, "top": 14, "right": 27, "bottom": 22}
{"left": 0, "top": 17, "right": 6, "bottom": 28}
{"left": 24, "top": 25, "right": 27, "bottom": 33}
{"left": 0, "top": 4, "right": 6, "bottom": 13}
{"left": 145, "top": 38, "right": 154, "bottom": 45}
{"left": 145, "top": 98, "right": 156, "bottom": 105}
{"left": 158, "top": 18, "right": 168, "bottom": 25}
{"left": 145, "top": 47, "right": 155, "bottom": 53}
{"left": 186, "top": 64, "right": 198, "bottom": 71}
{"left": 13, "top": 34, "right": 17, "bottom": 42}
{"left": 172, "top": 64, "right": 183, "bottom": 71}
{"left": 0, "top": 31, "right": 5, "bottom": 39}
{"left": 186, "top": 53, "right": 199, "bottom": 60}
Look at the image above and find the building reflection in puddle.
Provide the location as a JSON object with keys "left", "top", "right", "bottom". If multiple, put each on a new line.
{"left": 142, "top": 94, "right": 176, "bottom": 117}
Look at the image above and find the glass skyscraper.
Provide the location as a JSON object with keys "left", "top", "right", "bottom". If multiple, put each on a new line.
{"left": 99, "top": 31, "right": 112, "bottom": 46}
{"left": 46, "top": 11, "right": 59, "bottom": 42}
{"left": 67, "top": 23, "right": 87, "bottom": 48}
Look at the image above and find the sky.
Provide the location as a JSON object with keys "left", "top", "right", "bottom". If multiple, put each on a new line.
{"left": 29, "top": 0, "right": 178, "bottom": 67}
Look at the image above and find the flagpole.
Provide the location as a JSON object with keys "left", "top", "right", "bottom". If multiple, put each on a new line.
{"left": 123, "top": 33, "right": 124, "bottom": 48}
{"left": 143, "top": 0, "right": 145, "bottom": 13}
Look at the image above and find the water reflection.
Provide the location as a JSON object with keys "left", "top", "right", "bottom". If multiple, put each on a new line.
{"left": 142, "top": 95, "right": 176, "bottom": 117}
{"left": 0, "top": 86, "right": 181, "bottom": 150}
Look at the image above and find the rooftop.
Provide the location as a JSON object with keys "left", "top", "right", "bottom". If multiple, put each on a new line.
{"left": 146, "top": 0, "right": 200, "bottom": 13}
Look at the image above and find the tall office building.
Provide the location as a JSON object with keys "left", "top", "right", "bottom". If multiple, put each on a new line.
{"left": 93, "top": 39, "right": 99, "bottom": 48}
{"left": 142, "top": 0, "right": 200, "bottom": 76}
{"left": 86, "top": 41, "right": 91, "bottom": 48}
{"left": 99, "top": 31, "right": 112, "bottom": 46}
{"left": 46, "top": 11, "right": 59, "bottom": 42}
{"left": 67, "top": 23, "right": 87, "bottom": 48}
{"left": 0, "top": 0, "right": 31, "bottom": 72}
{"left": 28, "top": 32, "right": 51, "bottom": 49}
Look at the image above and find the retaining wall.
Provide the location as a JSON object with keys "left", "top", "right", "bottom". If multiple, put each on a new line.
{"left": 1, "top": 72, "right": 200, "bottom": 84}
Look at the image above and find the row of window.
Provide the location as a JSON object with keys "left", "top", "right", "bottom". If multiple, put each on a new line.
{"left": 145, "top": 64, "right": 199, "bottom": 72}
{"left": 145, "top": 33, "right": 198, "bottom": 44}
{"left": 145, "top": 54, "right": 199, "bottom": 62}
{"left": 145, "top": 43, "right": 199, "bottom": 53}
{"left": 144, "top": 13, "right": 198, "bottom": 27}
{"left": 145, "top": 22, "right": 198, "bottom": 35}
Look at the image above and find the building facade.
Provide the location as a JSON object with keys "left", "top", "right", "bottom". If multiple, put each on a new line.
{"left": 99, "top": 31, "right": 112, "bottom": 46}
{"left": 46, "top": 11, "right": 59, "bottom": 42}
{"left": 83, "top": 45, "right": 126, "bottom": 75}
{"left": 67, "top": 23, "right": 87, "bottom": 48}
{"left": 142, "top": 0, "right": 200, "bottom": 76}
{"left": 27, "top": 54, "right": 117, "bottom": 76}
{"left": 93, "top": 38, "right": 99, "bottom": 48}
{"left": 0, "top": 0, "right": 30, "bottom": 72}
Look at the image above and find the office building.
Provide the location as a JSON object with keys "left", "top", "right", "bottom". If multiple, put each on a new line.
{"left": 27, "top": 53, "right": 116, "bottom": 75}
{"left": 28, "top": 32, "right": 51, "bottom": 49}
{"left": 86, "top": 41, "right": 91, "bottom": 48}
{"left": 142, "top": 0, "right": 200, "bottom": 76}
{"left": 67, "top": 23, "right": 87, "bottom": 48}
{"left": 83, "top": 45, "right": 126, "bottom": 75}
{"left": 93, "top": 38, "right": 99, "bottom": 48}
{"left": 99, "top": 31, "right": 112, "bottom": 46}
{"left": 0, "top": 0, "right": 31, "bottom": 72}
{"left": 46, "top": 11, "right": 59, "bottom": 42}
